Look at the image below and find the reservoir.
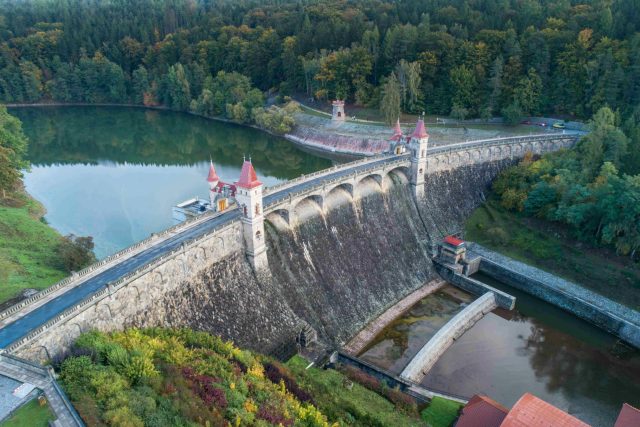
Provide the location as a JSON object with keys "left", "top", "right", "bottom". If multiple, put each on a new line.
{"left": 12, "top": 106, "right": 332, "bottom": 258}
{"left": 359, "top": 274, "right": 640, "bottom": 426}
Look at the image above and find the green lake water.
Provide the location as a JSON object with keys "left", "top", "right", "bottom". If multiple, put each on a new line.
{"left": 12, "top": 106, "right": 332, "bottom": 258}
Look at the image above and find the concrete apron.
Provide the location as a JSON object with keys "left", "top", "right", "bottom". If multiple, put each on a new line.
{"left": 400, "top": 292, "right": 498, "bottom": 383}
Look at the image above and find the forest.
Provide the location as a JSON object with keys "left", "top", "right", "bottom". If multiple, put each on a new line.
{"left": 0, "top": 0, "right": 639, "bottom": 122}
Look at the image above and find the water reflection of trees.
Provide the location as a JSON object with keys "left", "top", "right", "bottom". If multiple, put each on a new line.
{"left": 16, "top": 106, "right": 331, "bottom": 179}
{"left": 521, "top": 316, "right": 640, "bottom": 405}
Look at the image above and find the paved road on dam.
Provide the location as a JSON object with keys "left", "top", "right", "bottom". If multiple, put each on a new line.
{"left": 0, "top": 209, "right": 242, "bottom": 348}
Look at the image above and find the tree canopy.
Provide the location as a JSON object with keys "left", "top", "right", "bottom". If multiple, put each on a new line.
{"left": 0, "top": 105, "right": 28, "bottom": 195}
{"left": 0, "top": 0, "right": 638, "bottom": 122}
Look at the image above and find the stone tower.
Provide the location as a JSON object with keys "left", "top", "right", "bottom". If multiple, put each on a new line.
{"left": 234, "top": 159, "right": 268, "bottom": 271}
{"left": 332, "top": 100, "right": 346, "bottom": 121}
{"left": 408, "top": 118, "right": 429, "bottom": 199}
{"left": 206, "top": 160, "right": 219, "bottom": 206}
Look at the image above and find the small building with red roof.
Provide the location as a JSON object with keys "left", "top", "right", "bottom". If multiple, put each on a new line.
{"left": 455, "top": 394, "right": 509, "bottom": 427}
{"left": 614, "top": 403, "right": 640, "bottom": 427}
{"left": 454, "top": 393, "right": 594, "bottom": 427}
{"left": 500, "top": 393, "right": 590, "bottom": 427}
{"left": 439, "top": 235, "right": 467, "bottom": 265}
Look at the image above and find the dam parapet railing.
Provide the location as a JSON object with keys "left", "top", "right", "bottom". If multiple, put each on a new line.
{"left": 427, "top": 133, "right": 580, "bottom": 156}
{"left": 4, "top": 217, "right": 241, "bottom": 354}
{"left": 264, "top": 133, "right": 579, "bottom": 197}
{"left": 469, "top": 243, "right": 640, "bottom": 348}
{"left": 0, "top": 206, "right": 239, "bottom": 325}
{"left": 263, "top": 153, "right": 403, "bottom": 195}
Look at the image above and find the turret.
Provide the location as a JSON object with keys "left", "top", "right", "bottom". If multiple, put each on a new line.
{"left": 390, "top": 118, "right": 406, "bottom": 154}
{"left": 332, "top": 100, "right": 346, "bottom": 121}
{"left": 391, "top": 118, "right": 403, "bottom": 141}
{"left": 408, "top": 117, "right": 429, "bottom": 198}
{"left": 207, "top": 160, "right": 219, "bottom": 206}
{"left": 234, "top": 159, "right": 268, "bottom": 271}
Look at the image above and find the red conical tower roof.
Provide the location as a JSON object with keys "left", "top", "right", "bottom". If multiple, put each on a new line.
{"left": 391, "top": 118, "right": 403, "bottom": 141}
{"left": 412, "top": 118, "right": 429, "bottom": 139}
{"left": 207, "top": 160, "right": 219, "bottom": 183}
{"left": 235, "top": 159, "right": 262, "bottom": 189}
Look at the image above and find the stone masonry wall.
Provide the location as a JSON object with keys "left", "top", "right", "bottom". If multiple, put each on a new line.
{"left": 420, "top": 159, "right": 515, "bottom": 239}
{"left": 16, "top": 222, "right": 247, "bottom": 361}
{"left": 265, "top": 174, "right": 434, "bottom": 346}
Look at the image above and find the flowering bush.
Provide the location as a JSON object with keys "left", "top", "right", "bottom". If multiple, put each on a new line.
{"left": 60, "top": 328, "right": 332, "bottom": 427}
{"left": 264, "top": 361, "right": 314, "bottom": 404}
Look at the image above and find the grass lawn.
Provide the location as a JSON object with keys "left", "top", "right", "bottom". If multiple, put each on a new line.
{"left": 286, "top": 355, "right": 426, "bottom": 426}
{"left": 465, "top": 199, "right": 640, "bottom": 310}
{"left": 0, "top": 398, "right": 54, "bottom": 427}
{"left": 421, "top": 396, "right": 464, "bottom": 427}
{"left": 0, "top": 191, "right": 67, "bottom": 305}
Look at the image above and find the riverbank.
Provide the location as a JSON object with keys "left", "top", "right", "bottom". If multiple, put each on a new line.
{"left": 0, "top": 190, "right": 67, "bottom": 307}
{"left": 464, "top": 198, "right": 640, "bottom": 310}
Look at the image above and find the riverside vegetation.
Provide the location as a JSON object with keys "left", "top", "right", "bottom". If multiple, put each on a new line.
{"left": 466, "top": 107, "right": 640, "bottom": 307}
{"left": 0, "top": 105, "right": 95, "bottom": 305}
{"left": 55, "top": 327, "right": 460, "bottom": 427}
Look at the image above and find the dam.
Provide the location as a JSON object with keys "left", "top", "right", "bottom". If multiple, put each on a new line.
{"left": 2, "top": 113, "right": 611, "bottom": 424}
{"left": 0, "top": 124, "right": 578, "bottom": 360}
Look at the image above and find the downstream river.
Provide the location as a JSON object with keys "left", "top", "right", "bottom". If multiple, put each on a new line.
{"left": 12, "top": 106, "right": 332, "bottom": 258}
{"left": 360, "top": 274, "right": 640, "bottom": 426}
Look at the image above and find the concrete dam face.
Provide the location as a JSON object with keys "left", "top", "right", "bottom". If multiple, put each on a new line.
{"left": 12, "top": 157, "right": 520, "bottom": 361}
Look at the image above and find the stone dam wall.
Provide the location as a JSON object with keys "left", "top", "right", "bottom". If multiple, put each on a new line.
{"left": 13, "top": 158, "right": 524, "bottom": 362}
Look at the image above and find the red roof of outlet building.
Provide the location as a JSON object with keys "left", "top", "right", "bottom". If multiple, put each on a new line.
{"left": 500, "top": 393, "right": 590, "bottom": 427}
{"left": 207, "top": 161, "right": 219, "bottom": 183}
{"left": 456, "top": 395, "right": 509, "bottom": 427}
{"left": 412, "top": 118, "right": 429, "bottom": 139}
{"left": 444, "top": 235, "right": 465, "bottom": 247}
{"left": 614, "top": 403, "right": 640, "bottom": 427}
{"left": 235, "top": 160, "right": 262, "bottom": 189}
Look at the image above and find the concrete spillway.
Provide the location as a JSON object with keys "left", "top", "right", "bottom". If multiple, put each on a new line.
{"left": 400, "top": 292, "right": 498, "bottom": 383}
